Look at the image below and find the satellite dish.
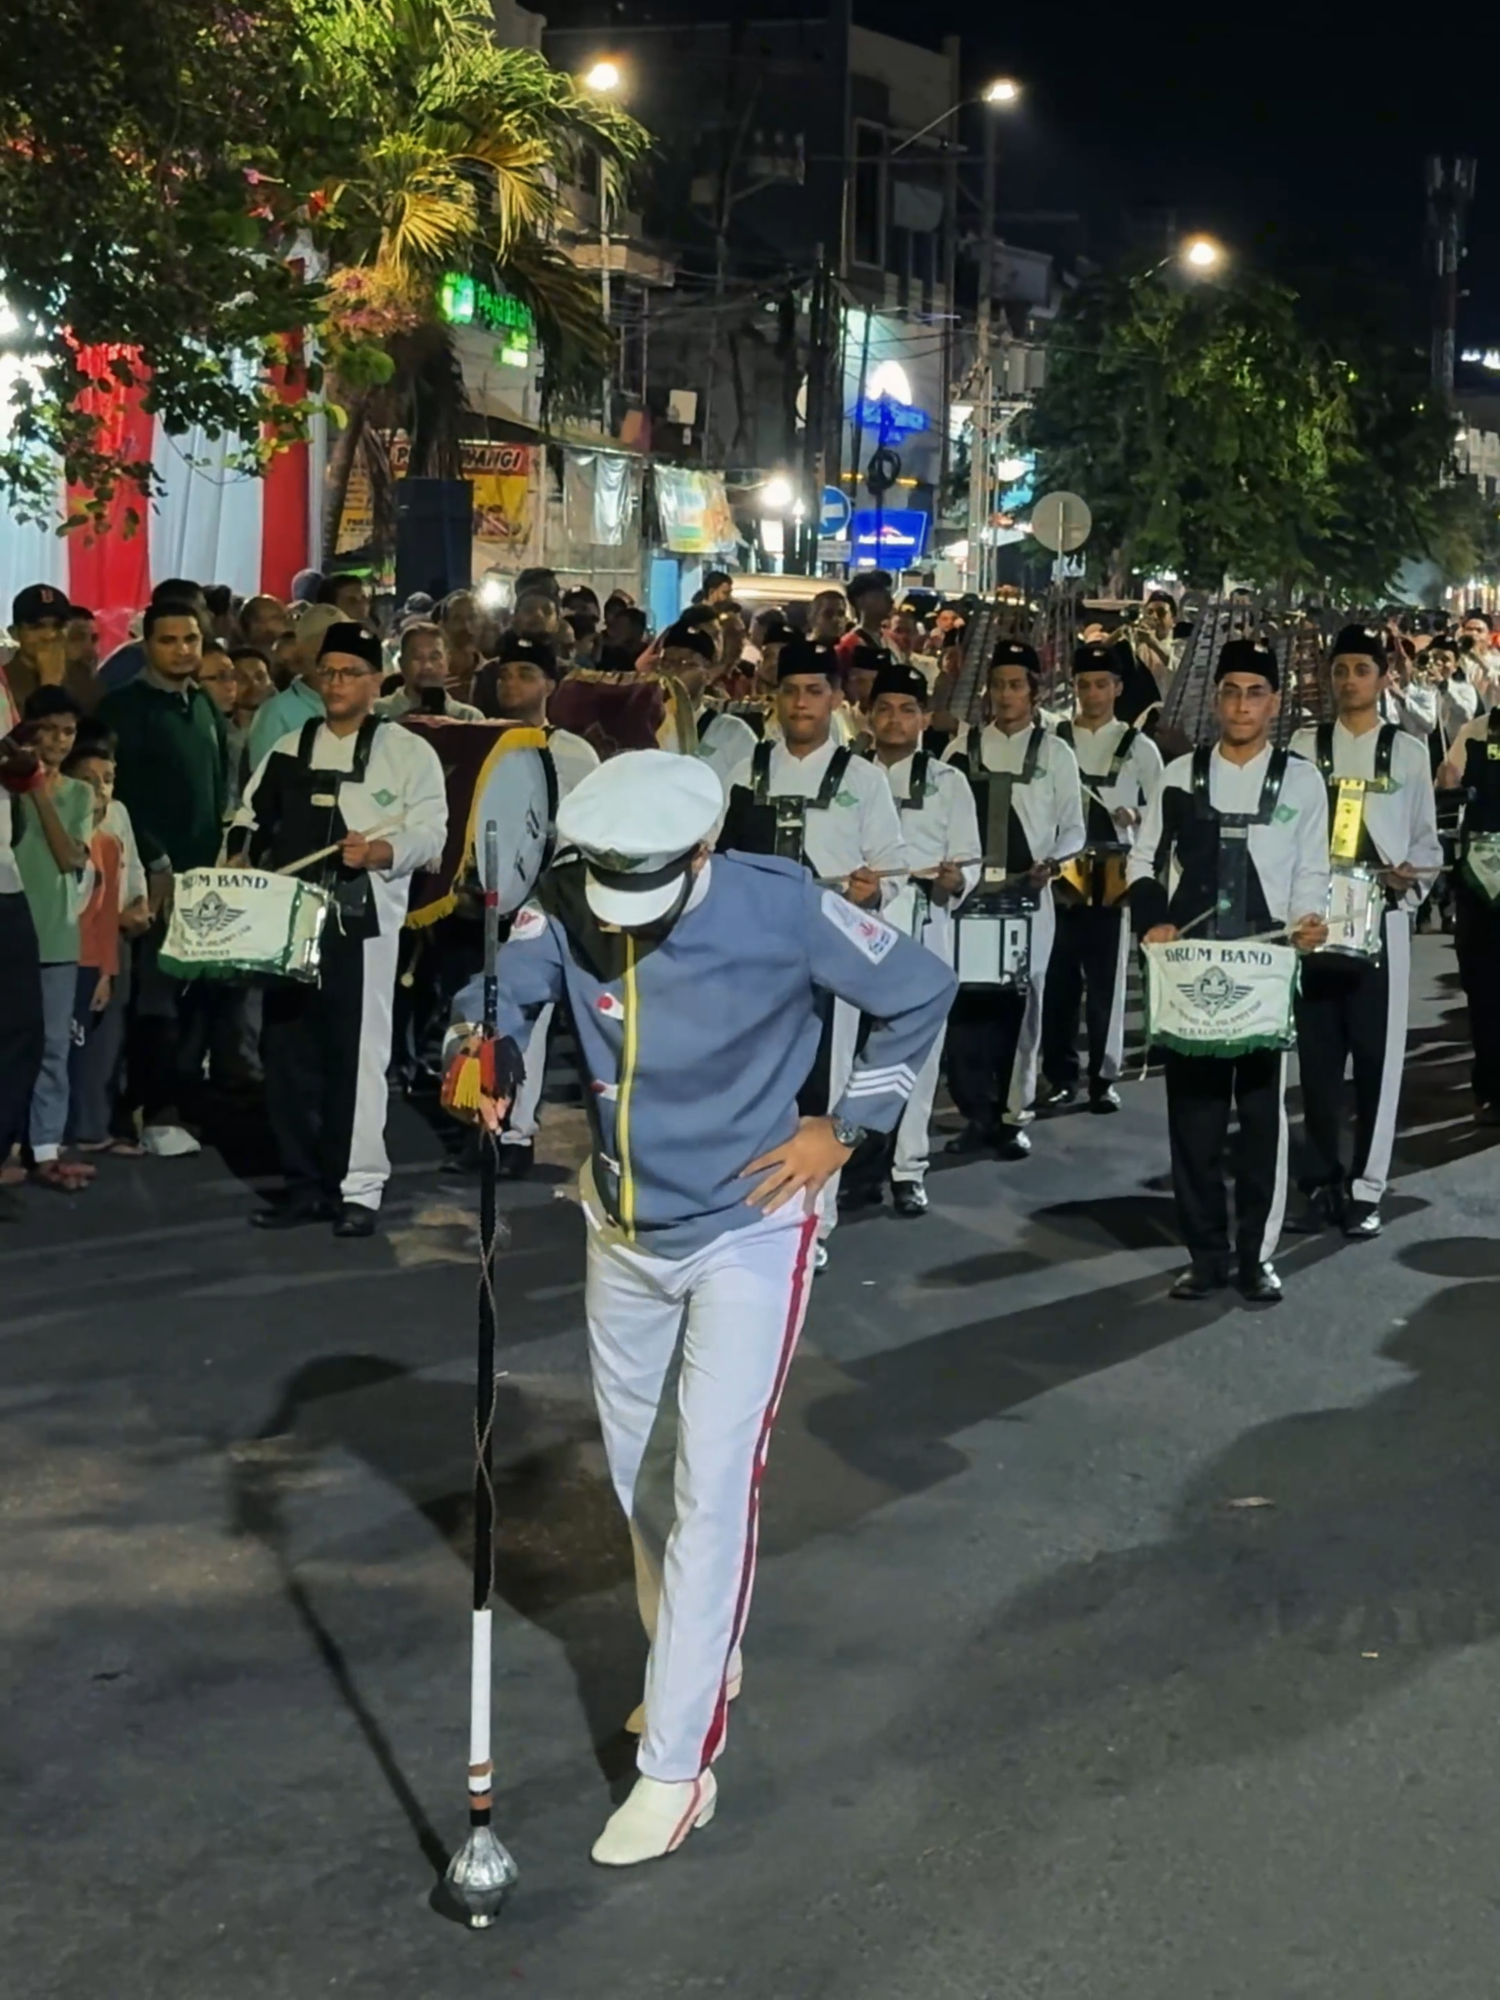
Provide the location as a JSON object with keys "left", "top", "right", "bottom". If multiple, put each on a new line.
{"left": 1028, "top": 490, "right": 1092, "bottom": 554}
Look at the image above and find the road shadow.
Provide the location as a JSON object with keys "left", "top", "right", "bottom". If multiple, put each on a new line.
{"left": 900, "top": 1235, "right": 1500, "bottom": 1828}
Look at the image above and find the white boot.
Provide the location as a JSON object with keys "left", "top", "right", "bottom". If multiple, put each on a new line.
{"left": 624, "top": 1647, "right": 743, "bottom": 1737}
{"left": 590, "top": 1772, "right": 717, "bottom": 1867}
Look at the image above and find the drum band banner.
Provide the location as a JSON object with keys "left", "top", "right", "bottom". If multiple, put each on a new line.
{"left": 1144, "top": 939, "right": 1299, "bottom": 1058}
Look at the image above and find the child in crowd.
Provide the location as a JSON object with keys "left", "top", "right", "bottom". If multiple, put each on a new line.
{"left": 14, "top": 688, "right": 95, "bottom": 1190}
{"left": 62, "top": 729, "right": 150, "bottom": 1153}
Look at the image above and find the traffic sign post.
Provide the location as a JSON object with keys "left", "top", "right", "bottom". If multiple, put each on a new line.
{"left": 819, "top": 486, "right": 852, "bottom": 540}
{"left": 1028, "top": 490, "right": 1092, "bottom": 555}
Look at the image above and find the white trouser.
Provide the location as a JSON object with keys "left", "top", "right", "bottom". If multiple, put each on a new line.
{"left": 814, "top": 997, "right": 859, "bottom": 1242}
{"left": 1008, "top": 886, "right": 1057, "bottom": 1122}
{"left": 583, "top": 1188, "right": 818, "bottom": 1781}
{"left": 892, "top": 910, "right": 955, "bottom": 1185}
{"left": 1101, "top": 906, "right": 1132, "bottom": 1083}
{"left": 503, "top": 1001, "right": 552, "bottom": 1144}
{"left": 1354, "top": 910, "right": 1410, "bottom": 1205}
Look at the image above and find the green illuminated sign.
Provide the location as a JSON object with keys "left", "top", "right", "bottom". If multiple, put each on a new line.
{"left": 438, "top": 273, "right": 534, "bottom": 366}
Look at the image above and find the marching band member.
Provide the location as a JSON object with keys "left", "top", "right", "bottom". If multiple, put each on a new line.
{"left": 1040, "top": 642, "right": 1164, "bottom": 1112}
{"left": 865, "top": 661, "right": 981, "bottom": 1214}
{"left": 232, "top": 623, "right": 448, "bottom": 1234}
{"left": 655, "top": 622, "right": 758, "bottom": 793}
{"left": 1128, "top": 639, "right": 1329, "bottom": 1304}
{"left": 942, "top": 640, "right": 1086, "bottom": 1158}
{"left": 1287, "top": 626, "right": 1440, "bottom": 1238}
{"left": 482, "top": 633, "right": 599, "bottom": 1178}
{"left": 720, "top": 636, "right": 907, "bottom": 1260}
{"left": 446, "top": 751, "right": 954, "bottom": 1865}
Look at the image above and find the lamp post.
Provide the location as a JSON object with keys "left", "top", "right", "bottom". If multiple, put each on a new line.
{"left": 584, "top": 61, "right": 621, "bottom": 432}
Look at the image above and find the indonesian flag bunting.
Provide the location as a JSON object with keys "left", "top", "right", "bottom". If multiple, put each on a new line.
{"left": 0, "top": 341, "right": 317, "bottom": 649}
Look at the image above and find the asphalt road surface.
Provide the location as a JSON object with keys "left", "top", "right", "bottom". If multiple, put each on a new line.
{"left": 5, "top": 938, "right": 1499, "bottom": 1999}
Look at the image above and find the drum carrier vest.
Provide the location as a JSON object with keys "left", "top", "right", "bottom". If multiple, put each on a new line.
{"left": 718, "top": 739, "right": 854, "bottom": 867}
{"left": 1312, "top": 721, "right": 1397, "bottom": 867}
{"left": 1166, "top": 745, "right": 1290, "bottom": 941}
{"left": 252, "top": 715, "right": 384, "bottom": 937}
{"left": 950, "top": 723, "right": 1046, "bottom": 879}
{"left": 1058, "top": 719, "right": 1138, "bottom": 849}
{"left": 1461, "top": 708, "right": 1500, "bottom": 841}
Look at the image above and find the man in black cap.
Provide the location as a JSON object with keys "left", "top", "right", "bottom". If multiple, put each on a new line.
{"left": 1287, "top": 626, "right": 1441, "bottom": 1235}
{"left": 1128, "top": 639, "right": 1329, "bottom": 1303}
{"left": 865, "top": 660, "right": 981, "bottom": 1211}
{"left": 941, "top": 640, "right": 1086, "bottom": 1157}
{"left": 231, "top": 623, "right": 448, "bottom": 1234}
{"left": 1041, "top": 641, "right": 1164, "bottom": 1111}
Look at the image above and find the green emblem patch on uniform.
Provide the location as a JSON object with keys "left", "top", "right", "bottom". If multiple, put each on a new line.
{"left": 373, "top": 788, "right": 398, "bottom": 807}
{"left": 1273, "top": 804, "right": 1298, "bottom": 823}
{"left": 834, "top": 789, "right": 860, "bottom": 808}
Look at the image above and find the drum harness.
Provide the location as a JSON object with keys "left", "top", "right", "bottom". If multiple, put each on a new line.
{"left": 950, "top": 723, "right": 1046, "bottom": 897}
{"left": 1178, "top": 744, "right": 1290, "bottom": 942}
{"left": 1312, "top": 721, "right": 1397, "bottom": 886}
{"left": 251, "top": 715, "right": 384, "bottom": 937}
{"left": 1058, "top": 719, "right": 1139, "bottom": 848}
{"left": 722, "top": 738, "right": 854, "bottom": 866}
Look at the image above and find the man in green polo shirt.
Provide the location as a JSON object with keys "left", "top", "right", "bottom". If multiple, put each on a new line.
{"left": 97, "top": 598, "right": 227, "bottom": 1156}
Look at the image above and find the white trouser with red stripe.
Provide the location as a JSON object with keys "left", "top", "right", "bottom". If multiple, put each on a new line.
{"left": 583, "top": 1181, "right": 817, "bottom": 1782}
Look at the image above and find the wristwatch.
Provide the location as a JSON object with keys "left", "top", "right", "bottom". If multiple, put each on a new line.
{"left": 830, "top": 1115, "right": 867, "bottom": 1150}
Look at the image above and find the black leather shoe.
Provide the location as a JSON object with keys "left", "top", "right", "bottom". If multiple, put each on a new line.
{"left": 1169, "top": 1264, "right": 1227, "bottom": 1300}
{"left": 495, "top": 1140, "right": 534, "bottom": 1180}
{"left": 1343, "top": 1201, "right": 1382, "bottom": 1239}
{"left": 333, "top": 1202, "right": 379, "bottom": 1238}
{"left": 944, "top": 1122, "right": 996, "bottom": 1156}
{"left": 1237, "top": 1261, "right": 1283, "bottom": 1305}
{"left": 1283, "top": 1185, "right": 1341, "bottom": 1235}
{"left": 996, "top": 1126, "right": 1032, "bottom": 1160}
{"left": 1089, "top": 1085, "right": 1121, "bottom": 1114}
{"left": 892, "top": 1181, "right": 929, "bottom": 1216}
{"left": 251, "top": 1194, "right": 336, "bottom": 1230}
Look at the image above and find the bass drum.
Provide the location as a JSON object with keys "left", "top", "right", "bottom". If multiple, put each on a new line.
{"left": 398, "top": 718, "right": 554, "bottom": 925}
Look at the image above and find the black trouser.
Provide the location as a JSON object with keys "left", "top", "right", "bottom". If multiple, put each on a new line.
{"left": 125, "top": 914, "right": 201, "bottom": 1125}
{"left": 0, "top": 892, "right": 44, "bottom": 1160}
{"left": 1294, "top": 917, "right": 1403, "bottom": 1203}
{"left": 261, "top": 925, "right": 398, "bottom": 1208}
{"left": 945, "top": 986, "right": 1026, "bottom": 1133}
{"left": 1041, "top": 905, "right": 1123, "bottom": 1089}
{"left": 1453, "top": 877, "right": 1500, "bottom": 1106}
{"left": 1164, "top": 1047, "right": 1285, "bottom": 1272}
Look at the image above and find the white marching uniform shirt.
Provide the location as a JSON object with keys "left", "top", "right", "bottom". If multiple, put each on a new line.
{"left": 694, "top": 707, "right": 760, "bottom": 795}
{"left": 943, "top": 721, "right": 1087, "bottom": 1118}
{"left": 1288, "top": 720, "right": 1442, "bottom": 1206}
{"left": 1056, "top": 716, "right": 1164, "bottom": 1080}
{"left": 235, "top": 718, "right": 447, "bottom": 1207}
{"left": 876, "top": 752, "right": 981, "bottom": 1184}
{"left": 722, "top": 736, "right": 907, "bottom": 1236}
{"left": 504, "top": 724, "right": 602, "bottom": 1150}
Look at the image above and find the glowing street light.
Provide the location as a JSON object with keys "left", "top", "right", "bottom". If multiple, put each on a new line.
{"left": 1182, "top": 234, "right": 1224, "bottom": 272}
{"left": 760, "top": 475, "right": 795, "bottom": 512}
{"left": 584, "top": 60, "right": 621, "bottom": 91}
{"left": 982, "top": 77, "right": 1021, "bottom": 105}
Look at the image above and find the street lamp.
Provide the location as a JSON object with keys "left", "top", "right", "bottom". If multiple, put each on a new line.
{"left": 582, "top": 61, "right": 622, "bottom": 430}
{"left": 1182, "top": 234, "right": 1224, "bottom": 272}
{"left": 760, "top": 474, "right": 794, "bottom": 513}
{"left": 981, "top": 76, "right": 1021, "bottom": 105}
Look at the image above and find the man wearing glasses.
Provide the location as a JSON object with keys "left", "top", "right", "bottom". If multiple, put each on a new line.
{"left": 230, "top": 623, "right": 448, "bottom": 1235}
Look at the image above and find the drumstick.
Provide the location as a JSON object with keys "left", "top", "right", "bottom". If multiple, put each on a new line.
{"left": 277, "top": 817, "right": 404, "bottom": 877}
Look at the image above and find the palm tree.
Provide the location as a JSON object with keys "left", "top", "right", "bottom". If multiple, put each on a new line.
{"left": 309, "top": 0, "right": 648, "bottom": 561}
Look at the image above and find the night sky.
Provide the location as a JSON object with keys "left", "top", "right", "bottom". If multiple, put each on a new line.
{"left": 863, "top": 0, "right": 1498, "bottom": 347}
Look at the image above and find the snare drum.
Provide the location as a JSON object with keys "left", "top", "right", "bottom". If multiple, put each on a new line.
{"left": 954, "top": 891, "right": 1036, "bottom": 989}
{"left": 1318, "top": 863, "right": 1384, "bottom": 960}
{"left": 1144, "top": 938, "right": 1298, "bottom": 1058}
{"left": 160, "top": 868, "right": 332, "bottom": 984}
{"left": 1055, "top": 846, "right": 1130, "bottom": 908}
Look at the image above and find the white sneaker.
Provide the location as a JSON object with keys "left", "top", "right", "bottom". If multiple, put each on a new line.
{"left": 624, "top": 1651, "right": 743, "bottom": 1736}
{"left": 141, "top": 1125, "right": 201, "bottom": 1159}
{"left": 814, "top": 1242, "right": 829, "bottom": 1273}
{"left": 590, "top": 1772, "right": 717, "bottom": 1867}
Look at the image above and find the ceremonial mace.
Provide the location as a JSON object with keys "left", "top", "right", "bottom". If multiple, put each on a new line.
{"left": 442, "top": 820, "right": 520, "bottom": 1926}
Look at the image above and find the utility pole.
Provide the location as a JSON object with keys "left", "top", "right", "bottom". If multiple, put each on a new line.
{"left": 1426, "top": 156, "right": 1477, "bottom": 400}
{"left": 598, "top": 151, "right": 612, "bottom": 434}
{"left": 965, "top": 113, "right": 999, "bottom": 595}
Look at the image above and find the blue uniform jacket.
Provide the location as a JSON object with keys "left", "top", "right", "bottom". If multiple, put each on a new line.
{"left": 452, "top": 851, "right": 957, "bottom": 1258}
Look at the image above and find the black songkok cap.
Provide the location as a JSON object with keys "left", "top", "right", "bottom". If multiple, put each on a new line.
{"left": 1214, "top": 637, "right": 1280, "bottom": 692}
{"left": 1073, "top": 640, "right": 1124, "bottom": 679}
{"left": 869, "top": 661, "right": 931, "bottom": 706}
{"left": 317, "top": 622, "right": 383, "bottom": 672}
{"left": 498, "top": 633, "right": 559, "bottom": 679}
{"left": 1330, "top": 624, "right": 1387, "bottom": 666}
{"left": 776, "top": 637, "right": 842, "bottom": 684}
{"left": 990, "top": 638, "right": 1041, "bottom": 675}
